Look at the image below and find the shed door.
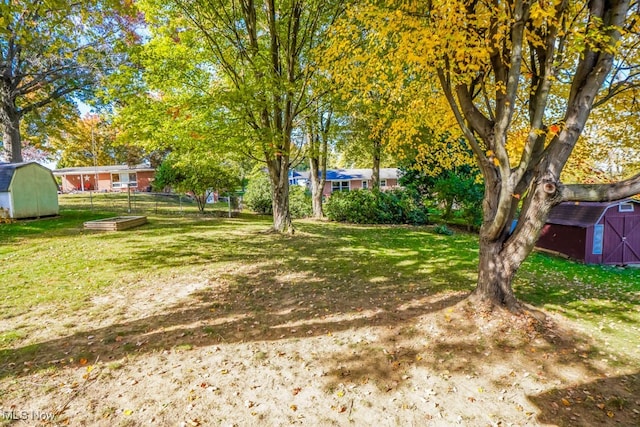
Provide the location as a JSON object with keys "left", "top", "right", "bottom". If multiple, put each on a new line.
{"left": 602, "top": 216, "right": 640, "bottom": 265}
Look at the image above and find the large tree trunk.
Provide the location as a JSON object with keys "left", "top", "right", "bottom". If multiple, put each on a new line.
{"left": 472, "top": 182, "right": 557, "bottom": 310}
{"left": 308, "top": 127, "right": 328, "bottom": 219}
{"left": 430, "top": 0, "right": 637, "bottom": 313}
{"left": 309, "top": 155, "right": 325, "bottom": 219}
{"left": 371, "top": 137, "right": 381, "bottom": 190}
{"left": 473, "top": 238, "right": 519, "bottom": 310}
{"left": 268, "top": 153, "right": 294, "bottom": 233}
{"left": 1, "top": 103, "right": 23, "bottom": 163}
{"left": 306, "top": 103, "right": 331, "bottom": 219}
{"left": 271, "top": 174, "right": 293, "bottom": 233}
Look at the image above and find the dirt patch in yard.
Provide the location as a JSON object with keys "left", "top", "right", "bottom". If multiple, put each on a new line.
{"left": 1, "top": 262, "right": 639, "bottom": 426}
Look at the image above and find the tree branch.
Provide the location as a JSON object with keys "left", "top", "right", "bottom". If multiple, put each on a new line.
{"left": 560, "top": 173, "right": 640, "bottom": 201}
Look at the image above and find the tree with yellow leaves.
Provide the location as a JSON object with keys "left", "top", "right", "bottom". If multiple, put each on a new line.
{"left": 339, "top": 0, "right": 640, "bottom": 310}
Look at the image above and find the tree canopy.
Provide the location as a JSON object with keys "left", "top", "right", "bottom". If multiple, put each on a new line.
{"left": 0, "top": 0, "right": 140, "bottom": 163}
{"left": 125, "top": 0, "right": 346, "bottom": 233}
{"left": 154, "top": 150, "right": 240, "bottom": 213}
{"left": 332, "top": 0, "right": 640, "bottom": 309}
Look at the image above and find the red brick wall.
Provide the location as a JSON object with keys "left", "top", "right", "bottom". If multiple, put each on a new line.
{"left": 136, "top": 171, "right": 155, "bottom": 191}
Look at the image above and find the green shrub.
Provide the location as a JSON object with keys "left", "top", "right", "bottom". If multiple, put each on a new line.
{"left": 324, "top": 188, "right": 429, "bottom": 225}
{"left": 244, "top": 173, "right": 312, "bottom": 218}
{"left": 434, "top": 224, "right": 454, "bottom": 235}
{"left": 244, "top": 173, "right": 273, "bottom": 215}
{"left": 289, "top": 185, "right": 312, "bottom": 218}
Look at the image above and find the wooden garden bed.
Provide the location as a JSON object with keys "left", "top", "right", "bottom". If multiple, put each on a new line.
{"left": 84, "top": 216, "right": 147, "bottom": 231}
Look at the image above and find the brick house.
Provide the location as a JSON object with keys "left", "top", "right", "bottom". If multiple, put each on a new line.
{"left": 54, "top": 164, "right": 155, "bottom": 193}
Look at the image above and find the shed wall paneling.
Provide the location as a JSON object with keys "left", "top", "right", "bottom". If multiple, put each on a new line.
{"left": 0, "top": 192, "right": 12, "bottom": 217}
{"left": 626, "top": 217, "right": 640, "bottom": 263}
{"left": 537, "top": 224, "right": 587, "bottom": 261}
{"left": 12, "top": 167, "right": 40, "bottom": 218}
{"left": 584, "top": 225, "right": 602, "bottom": 264}
{"left": 10, "top": 165, "right": 59, "bottom": 218}
{"left": 602, "top": 215, "right": 640, "bottom": 264}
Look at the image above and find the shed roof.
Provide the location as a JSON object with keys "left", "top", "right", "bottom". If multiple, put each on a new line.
{"left": 547, "top": 200, "right": 640, "bottom": 227}
{"left": 0, "top": 162, "right": 24, "bottom": 192}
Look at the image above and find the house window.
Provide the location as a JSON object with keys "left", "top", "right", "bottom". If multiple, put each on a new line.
{"left": 362, "top": 181, "right": 368, "bottom": 189}
{"left": 331, "top": 181, "right": 350, "bottom": 192}
{"left": 380, "top": 179, "right": 387, "bottom": 187}
{"left": 111, "top": 172, "right": 137, "bottom": 188}
{"left": 619, "top": 203, "right": 634, "bottom": 213}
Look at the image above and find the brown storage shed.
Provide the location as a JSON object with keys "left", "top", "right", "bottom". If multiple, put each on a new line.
{"left": 536, "top": 200, "right": 640, "bottom": 265}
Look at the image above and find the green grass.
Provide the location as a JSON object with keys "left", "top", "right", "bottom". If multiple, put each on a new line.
{"left": 1, "top": 196, "right": 639, "bottom": 364}
{"left": 516, "top": 253, "right": 640, "bottom": 356}
{"left": 58, "top": 192, "right": 236, "bottom": 216}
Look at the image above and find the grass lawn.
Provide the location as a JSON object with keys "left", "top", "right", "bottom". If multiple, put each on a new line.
{"left": 1, "top": 196, "right": 639, "bottom": 426}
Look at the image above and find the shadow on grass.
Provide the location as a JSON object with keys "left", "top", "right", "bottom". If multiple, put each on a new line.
{"left": 1, "top": 220, "right": 479, "bottom": 379}
{"left": 0, "top": 210, "right": 115, "bottom": 244}
{"left": 529, "top": 373, "right": 640, "bottom": 426}
{"left": 0, "top": 266, "right": 467, "bottom": 380}
{"left": 2, "top": 216, "right": 639, "bottom": 425}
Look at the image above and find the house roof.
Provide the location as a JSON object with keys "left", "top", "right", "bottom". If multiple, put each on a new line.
{"left": 547, "top": 200, "right": 640, "bottom": 227}
{"left": 54, "top": 164, "right": 155, "bottom": 175}
{"left": 294, "top": 168, "right": 399, "bottom": 181}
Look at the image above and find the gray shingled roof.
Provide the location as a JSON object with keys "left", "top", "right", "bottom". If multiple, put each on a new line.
{"left": 547, "top": 200, "right": 640, "bottom": 227}
{"left": 53, "top": 164, "right": 155, "bottom": 175}
{"left": 0, "top": 163, "right": 23, "bottom": 192}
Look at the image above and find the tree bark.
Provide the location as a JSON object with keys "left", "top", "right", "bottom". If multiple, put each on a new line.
{"left": 473, "top": 182, "right": 555, "bottom": 310}
{"left": 473, "top": 239, "right": 520, "bottom": 310}
{"left": 1, "top": 103, "right": 23, "bottom": 163}
{"left": 308, "top": 122, "right": 328, "bottom": 219}
{"left": 309, "top": 155, "right": 325, "bottom": 218}
{"left": 371, "top": 137, "right": 381, "bottom": 190}
{"left": 271, "top": 173, "right": 293, "bottom": 233}
{"left": 434, "top": 0, "right": 634, "bottom": 312}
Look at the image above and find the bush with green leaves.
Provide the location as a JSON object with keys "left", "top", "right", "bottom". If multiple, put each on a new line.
{"left": 432, "top": 171, "right": 484, "bottom": 227}
{"left": 434, "top": 224, "right": 454, "bottom": 236}
{"left": 244, "top": 173, "right": 273, "bottom": 215}
{"left": 244, "top": 173, "right": 312, "bottom": 218}
{"left": 324, "top": 188, "right": 428, "bottom": 225}
{"left": 289, "top": 185, "right": 312, "bottom": 218}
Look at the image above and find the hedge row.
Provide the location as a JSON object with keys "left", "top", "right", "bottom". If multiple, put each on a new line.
{"left": 324, "top": 189, "right": 428, "bottom": 225}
